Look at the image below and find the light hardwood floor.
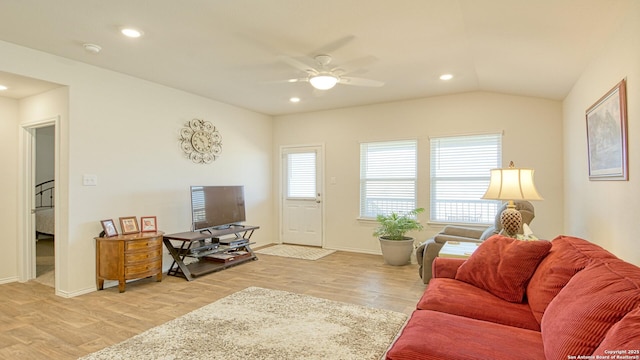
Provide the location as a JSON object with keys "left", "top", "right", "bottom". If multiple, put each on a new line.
{"left": 0, "top": 250, "right": 426, "bottom": 359}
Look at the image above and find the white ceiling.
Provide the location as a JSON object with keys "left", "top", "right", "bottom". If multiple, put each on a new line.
{"left": 0, "top": 0, "right": 631, "bottom": 115}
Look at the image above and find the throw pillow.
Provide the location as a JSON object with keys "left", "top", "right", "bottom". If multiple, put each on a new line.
{"left": 541, "top": 260, "right": 640, "bottom": 359}
{"left": 455, "top": 235, "right": 551, "bottom": 303}
{"left": 526, "top": 235, "right": 615, "bottom": 324}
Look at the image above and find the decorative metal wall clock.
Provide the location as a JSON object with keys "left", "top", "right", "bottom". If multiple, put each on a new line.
{"left": 180, "top": 118, "right": 222, "bottom": 164}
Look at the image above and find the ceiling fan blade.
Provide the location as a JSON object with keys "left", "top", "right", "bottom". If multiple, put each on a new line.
{"left": 339, "top": 77, "right": 384, "bottom": 87}
{"left": 289, "top": 77, "right": 309, "bottom": 84}
{"left": 336, "top": 55, "right": 378, "bottom": 75}
{"left": 278, "top": 55, "right": 316, "bottom": 73}
{"left": 262, "top": 75, "right": 312, "bottom": 86}
{"left": 311, "top": 35, "right": 355, "bottom": 56}
{"left": 265, "top": 77, "right": 308, "bottom": 84}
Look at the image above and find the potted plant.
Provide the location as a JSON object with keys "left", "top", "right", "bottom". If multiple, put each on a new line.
{"left": 373, "top": 208, "right": 425, "bottom": 266}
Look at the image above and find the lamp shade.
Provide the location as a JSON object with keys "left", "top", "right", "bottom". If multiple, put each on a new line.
{"left": 482, "top": 166, "right": 543, "bottom": 201}
{"left": 309, "top": 74, "right": 338, "bottom": 90}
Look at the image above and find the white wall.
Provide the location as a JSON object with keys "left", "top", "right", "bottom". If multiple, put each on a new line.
{"left": 274, "top": 92, "right": 564, "bottom": 254}
{"left": 1, "top": 40, "right": 274, "bottom": 296}
{"left": 0, "top": 96, "right": 18, "bottom": 283}
{"left": 563, "top": 2, "right": 640, "bottom": 266}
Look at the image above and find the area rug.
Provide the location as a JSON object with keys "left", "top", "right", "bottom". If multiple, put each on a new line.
{"left": 254, "top": 244, "right": 336, "bottom": 260}
{"left": 79, "top": 286, "right": 407, "bottom": 360}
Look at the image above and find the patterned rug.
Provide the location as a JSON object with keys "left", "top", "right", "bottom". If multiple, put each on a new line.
{"left": 79, "top": 287, "right": 407, "bottom": 360}
{"left": 255, "top": 244, "right": 336, "bottom": 260}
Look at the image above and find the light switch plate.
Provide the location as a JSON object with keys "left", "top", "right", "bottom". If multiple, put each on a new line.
{"left": 83, "top": 174, "right": 98, "bottom": 186}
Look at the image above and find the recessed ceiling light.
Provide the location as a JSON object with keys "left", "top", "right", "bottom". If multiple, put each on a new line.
{"left": 289, "top": 97, "right": 301, "bottom": 103}
{"left": 83, "top": 43, "right": 102, "bottom": 54}
{"left": 121, "top": 28, "right": 143, "bottom": 38}
{"left": 0, "top": 85, "right": 8, "bottom": 91}
{"left": 439, "top": 74, "right": 454, "bottom": 81}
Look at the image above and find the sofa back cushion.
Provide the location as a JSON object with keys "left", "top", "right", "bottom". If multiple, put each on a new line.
{"left": 527, "top": 236, "right": 617, "bottom": 323}
{"left": 455, "top": 235, "right": 551, "bottom": 303}
{"left": 592, "top": 306, "right": 640, "bottom": 356}
{"left": 541, "top": 260, "right": 640, "bottom": 359}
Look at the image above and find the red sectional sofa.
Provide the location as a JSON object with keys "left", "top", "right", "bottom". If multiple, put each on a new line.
{"left": 386, "top": 235, "right": 640, "bottom": 360}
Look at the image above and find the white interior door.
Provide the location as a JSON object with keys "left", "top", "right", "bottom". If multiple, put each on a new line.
{"left": 281, "top": 146, "right": 323, "bottom": 247}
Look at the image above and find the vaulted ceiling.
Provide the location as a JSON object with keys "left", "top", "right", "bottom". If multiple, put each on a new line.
{"left": 0, "top": 0, "right": 631, "bottom": 115}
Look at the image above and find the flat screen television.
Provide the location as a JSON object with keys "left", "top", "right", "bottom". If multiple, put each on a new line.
{"left": 190, "top": 185, "right": 246, "bottom": 231}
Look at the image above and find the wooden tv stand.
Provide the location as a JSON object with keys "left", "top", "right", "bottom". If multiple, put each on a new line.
{"left": 163, "top": 225, "right": 258, "bottom": 281}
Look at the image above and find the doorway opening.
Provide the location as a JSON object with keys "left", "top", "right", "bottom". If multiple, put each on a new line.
{"left": 20, "top": 118, "right": 59, "bottom": 290}
{"left": 34, "top": 125, "right": 55, "bottom": 287}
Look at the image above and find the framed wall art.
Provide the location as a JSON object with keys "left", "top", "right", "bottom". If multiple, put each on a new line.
{"left": 586, "top": 79, "right": 628, "bottom": 181}
{"left": 140, "top": 216, "right": 158, "bottom": 232}
{"left": 100, "top": 219, "right": 118, "bottom": 237}
{"left": 119, "top": 216, "right": 140, "bottom": 234}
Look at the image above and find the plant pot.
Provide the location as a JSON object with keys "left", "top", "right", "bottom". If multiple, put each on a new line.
{"left": 379, "top": 237, "right": 414, "bottom": 266}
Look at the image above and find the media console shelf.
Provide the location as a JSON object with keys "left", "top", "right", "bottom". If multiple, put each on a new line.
{"left": 163, "top": 225, "right": 259, "bottom": 281}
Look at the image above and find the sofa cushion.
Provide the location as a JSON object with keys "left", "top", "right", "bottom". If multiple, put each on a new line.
{"left": 541, "top": 260, "right": 640, "bottom": 359}
{"left": 432, "top": 257, "right": 466, "bottom": 279}
{"left": 526, "top": 236, "right": 617, "bottom": 324}
{"left": 455, "top": 235, "right": 552, "bottom": 302}
{"left": 417, "top": 278, "right": 540, "bottom": 331}
{"left": 592, "top": 306, "right": 640, "bottom": 356}
{"left": 386, "top": 309, "right": 545, "bottom": 360}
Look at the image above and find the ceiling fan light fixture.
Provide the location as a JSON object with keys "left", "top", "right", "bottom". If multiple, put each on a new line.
{"left": 309, "top": 74, "right": 338, "bottom": 90}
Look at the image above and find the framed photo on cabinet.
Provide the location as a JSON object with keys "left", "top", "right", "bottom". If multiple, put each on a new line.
{"left": 586, "top": 79, "right": 628, "bottom": 181}
{"left": 119, "top": 216, "right": 139, "bottom": 234}
{"left": 140, "top": 216, "right": 158, "bottom": 232}
{"left": 100, "top": 219, "right": 118, "bottom": 237}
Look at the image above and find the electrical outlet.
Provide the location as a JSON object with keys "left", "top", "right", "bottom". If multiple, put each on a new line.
{"left": 83, "top": 174, "right": 98, "bottom": 186}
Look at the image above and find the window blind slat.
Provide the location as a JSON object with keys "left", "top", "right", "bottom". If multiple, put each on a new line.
{"left": 360, "top": 140, "right": 417, "bottom": 217}
{"left": 430, "top": 134, "right": 501, "bottom": 224}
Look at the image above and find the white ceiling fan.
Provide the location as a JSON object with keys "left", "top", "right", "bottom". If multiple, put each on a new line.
{"left": 281, "top": 54, "right": 384, "bottom": 91}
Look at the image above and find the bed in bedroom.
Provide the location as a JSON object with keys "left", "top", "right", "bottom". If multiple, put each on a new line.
{"left": 35, "top": 180, "right": 54, "bottom": 238}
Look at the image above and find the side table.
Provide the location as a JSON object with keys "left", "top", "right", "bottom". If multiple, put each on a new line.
{"left": 439, "top": 241, "right": 480, "bottom": 259}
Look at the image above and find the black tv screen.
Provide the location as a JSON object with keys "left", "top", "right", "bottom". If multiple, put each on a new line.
{"left": 191, "top": 186, "right": 246, "bottom": 231}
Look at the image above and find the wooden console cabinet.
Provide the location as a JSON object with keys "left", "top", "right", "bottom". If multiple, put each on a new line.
{"left": 95, "top": 231, "right": 164, "bottom": 293}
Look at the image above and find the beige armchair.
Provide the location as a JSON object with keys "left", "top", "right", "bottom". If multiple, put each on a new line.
{"left": 416, "top": 201, "right": 535, "bottom": 284}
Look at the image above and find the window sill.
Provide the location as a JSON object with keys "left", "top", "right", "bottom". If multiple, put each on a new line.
{"left": 357, "top": 217, "right": 378, "bottom": 224}
{"left": 426, "top": 221, "right": 490, "bottom": 229}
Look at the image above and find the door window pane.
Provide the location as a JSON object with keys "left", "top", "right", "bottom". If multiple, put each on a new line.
{"left": 287, "top": 152, "right": 316, "bottom": 198}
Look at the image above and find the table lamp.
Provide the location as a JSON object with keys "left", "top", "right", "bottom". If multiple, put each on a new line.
{"left": 482, "top": 161, "right": 543, "bottom": 237}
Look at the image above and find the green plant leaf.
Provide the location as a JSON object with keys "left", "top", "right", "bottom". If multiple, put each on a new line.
{"left": 373, "top": 208, "right": 424, "bottom": 240}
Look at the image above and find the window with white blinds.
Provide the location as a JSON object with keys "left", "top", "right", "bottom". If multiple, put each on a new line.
{"left": 430, "top": 133, "right": 502, "bottom": 224}
{"left": 360, "top": 140, "right": 417, "bottom": 218}
{"left": 287, "top": 152, "right": 316, "bottom": 198}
